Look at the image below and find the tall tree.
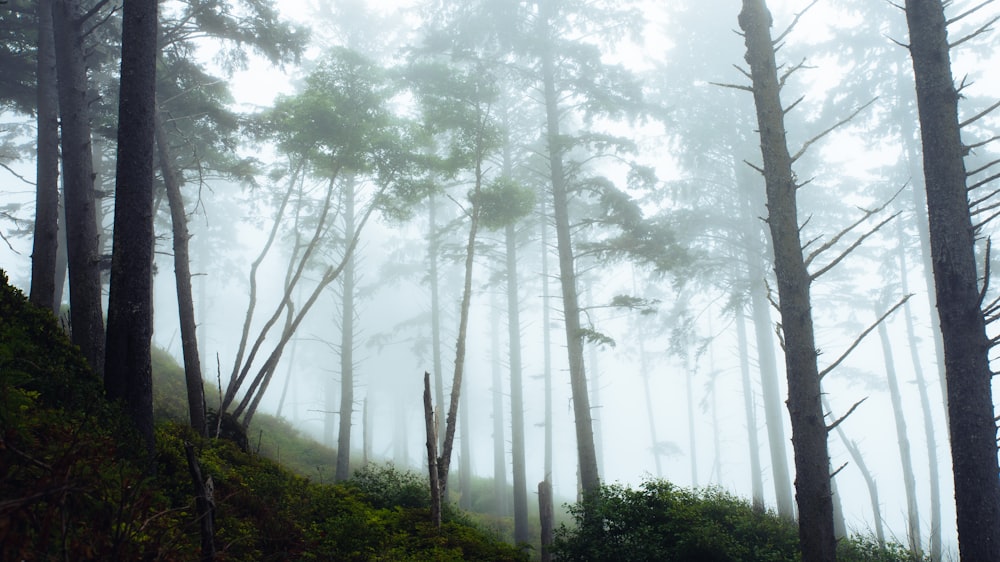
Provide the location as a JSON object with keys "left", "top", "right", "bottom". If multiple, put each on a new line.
{"left": 904, "top": 1, "right": 1000, "bottom": 559}
{"left": 104, "top": 0, "right": 158, "bottom": 456}
{"left": 53, "top": 0, "right": 105, "bottom": 373}
{"left": 335, "top": 174, "right": 358, "bottom": 481}
{"left": 155, "top": 109, "right": 207, "bottom": 436}
{"left": 29, "top": 0, "right": 60, "bottom": 313}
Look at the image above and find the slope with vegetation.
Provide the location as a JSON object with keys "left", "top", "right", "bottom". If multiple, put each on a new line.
{"left": 0, "top": 269, "right": 930, "bottom": 560}
{"left": 0, "top": 270, "right": 526, "bottom": 561}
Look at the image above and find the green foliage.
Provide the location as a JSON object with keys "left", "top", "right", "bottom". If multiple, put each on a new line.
{"left": 475, "top": 176, "right": 536, "bottom": 231}
{"left": 838, "top": 534, "right": 932, "bottom": 562}
{"left": 552, "top": 480, "right": 800, "bottom": 562}
{"left": 552, "top": 479, "right": 927, "bottom": 562}
{"left": 1, "top": 272, "right": 526, "bottom": 560}
{"left": 349, "top": 462, "right": 432, "bottom": 510}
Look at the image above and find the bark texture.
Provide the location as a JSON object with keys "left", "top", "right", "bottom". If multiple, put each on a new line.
{"left": 739, "top": 2, "right": 835, "bottom": 560}
{"left": 30, "top": 0, "right": 60, "bottom": 314}
{"left": 904, "top": 1, "right": 1000, "bottom": 559}
{"left": 53, "top": 0, "right": 105, "bottom": 374}
{"left": 104, "top": 0, "right": 159, "bottom": 457}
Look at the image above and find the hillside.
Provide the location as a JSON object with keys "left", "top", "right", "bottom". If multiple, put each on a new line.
{"left": 0, "top": 270, "right": 527, "bottom": 561}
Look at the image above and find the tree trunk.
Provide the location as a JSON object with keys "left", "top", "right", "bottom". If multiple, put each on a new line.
{"left": 506, "top": 221, "right": 529, "bottom": 544}
{"left": 184, "top": 442, "right": 216, "bottom": 561}
{"left": 736, "top": 307, "right": 765, "bottom": 511}
{"left": 539, "top": 3, "right": 600, "bottom": 496}
{"left": 739, "top": 159, "right": 795, "bottom": 519}
{"left": 739, "top": 3, "right": 835, "bottom": 560}
{"left": 826, "top": 396, "right": 885, "bottom": 545}
{"left": 436, "top": 163, "right": 483, "bottom": 504}
{"left": 336, "top": 175, "right": 357, "bottom": 482}
{"left": 685, "top": 359, "right": 698, "bottom": 488}
{"left": 424, "top": 372, "right": 442, "bottom": 528}
{"left": 904, "top": 2, "right": 1000, "bottom": 558}
{"left": 459, "top": 376, "right": 472, "bottom": 510}
{"left": 30, "top": 0, "right": 60, "bottom": 314}
{"left": 539, "top": 183, "right": 554, "bottom": 485}
{"left": 428, "top": 195, "right": 447, "bottom": 448}
{"left": 53, "top": 0, "right": 105, "bottom": 374}
{"left": 156, "top": 109, "right": 207, "bottom": 437}
{"left": 897, "top": 223, "right": 942, "bottom": 561}
{"left": 875, "top": 304, "right": 920, "bottom": 554}
{"left": 490, "top": 292, "right": 509, "bottom": 518}
{"left": 538, "top": 479, "right": 554, "bottom": 562}
{"left": 104, "top": 0, "right": 158, "bottom": 459}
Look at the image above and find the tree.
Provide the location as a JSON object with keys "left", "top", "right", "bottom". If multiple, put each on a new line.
{"left": 223, "top": 48, "right": 422, "bottom": 431}
{"left": 104, "top": 0, "right": 158, "bottom": 456}
{"left": 53, "top": 0, "right": 105, "bottom": 374}
{"left": 335, "top": 173, "right": 358, "bottom": 481}
{"left": 736, "top": 2, "right": 908, "bottom": 559}
{"left": 532, "top": 0, "right": 646, "bottom": 497}
{"left": 903, "top": 1, "right": 1000, "bottom": 558}
{"left": 155, "top": 109, "right": 207, "bottom": 436}
{"left": 29, "top": 0, "right": 60, "bottom": 313}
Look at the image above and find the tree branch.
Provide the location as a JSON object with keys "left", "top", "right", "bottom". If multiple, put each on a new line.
{"left": 827, "top": 397, "right": 868, "bottom": 434}
{"left": 969, "top": 157, "right": 1000, "bottom": 178}
{"left": 950, "top": 14, "right": 999, "bottom": 49}
{"left": 710, "top": 81, "right": 754, "bottom": 93}
{"left": 960, "top": 99, "right": 1000, "bottom": 129}
{"left": 969, "top": 172, "right": 1000, "bottom": 192}
{"left": 773, "top": 0, "right": 821, "bottom": 45}
{"left": 809, "top": 211, "right": 899, "bottom": 281}
{"left": 792, "top": 98, "right": 878, "bottom": 163}
{"left": 947, "top": 0, "right": 995, "bottom": 25}
{"left": 819, "top": 295, "right": 911, "bottom": 380}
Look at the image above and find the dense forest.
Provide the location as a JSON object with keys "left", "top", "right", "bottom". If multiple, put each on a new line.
{"left": 1, "top": 0, "right": 999, "bottom": 560}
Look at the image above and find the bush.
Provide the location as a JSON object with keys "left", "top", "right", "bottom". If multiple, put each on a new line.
{"left": 551, "top": 478, "right": 930, "bottom": 562}
{"left": 551, "top": 480, "right": 800, "bottom": 562}
{"left": 349, "top": 462, "right": 432, "bottom": 509}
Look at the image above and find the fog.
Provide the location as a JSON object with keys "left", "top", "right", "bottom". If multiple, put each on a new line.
{"left": 2, "top": 0, "right": 999, "bottom": 558}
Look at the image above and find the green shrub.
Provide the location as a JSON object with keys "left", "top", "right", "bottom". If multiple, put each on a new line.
{"left": 551, "top": 478, "right": 930, "bottom": 562}
{"left": 349, "top": 462, "right": 432, "bottom": 509}
{"left": 551, "top": 480, "right": 800, "bottom": 562}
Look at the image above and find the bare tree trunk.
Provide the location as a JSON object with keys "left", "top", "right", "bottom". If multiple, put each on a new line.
{"left": 459, "top": 376, "right": 472, "bottom": 511}
{"left": 156, "top": 109, "right": 207, "bottom": 436}
{"left": 875, "top": 303, "right": 920, "bottom": 554}
{"left": 184, "top": 442, "right": 216, "bottom": 561}
{"left": 104, "top": 0, "right": 158, "bottom": 460}
{"left": 506, "top": 221, "right": 529, "bottom": 544}
{"left": 738, "top": 161, "right": 795, "bottom": 519}
{"left": 538, "top": 479, "right": 554, "bottom": 562}
{"left": 897, "top": 224, "right": 942, "bottom": 561}
{"left": 904, "top": 2, "right": 1000, "bottom": 558}
{"left": 685, "top": 359, "right": 698, "bottom": 488}
{"left": 736, "top": 307, "right": 765, "bottom": 511}
{"left": 539, "top": 186, "right": 554, "bottom": 486}
{"left": 490, "top": 292, "right": 509, "bottom": 518}
{"left": 826, "top": 396, "right": 885, "bottom": 545}
{"left": 436, "top": 163, "right": 483, "bottom": 504}
{"left": 424, "top": 372, "right": 442, "bottom": 528}
{"left": 336, "top": 175, "right": 357, "bottom": 482}
{"left": 739, "top": 3, "right": 835, "bottom": 560}
{"left": 30, "top": 0, "right": 60, "bottom": 314}
{"left": 539, "top": 3, "right": 600, "bottom": 496}
{"left": 53, "top": 0, "right": 105, "bottom": 374}
{"left": 428, "top": 195, "right": 447, "bottom": 448}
